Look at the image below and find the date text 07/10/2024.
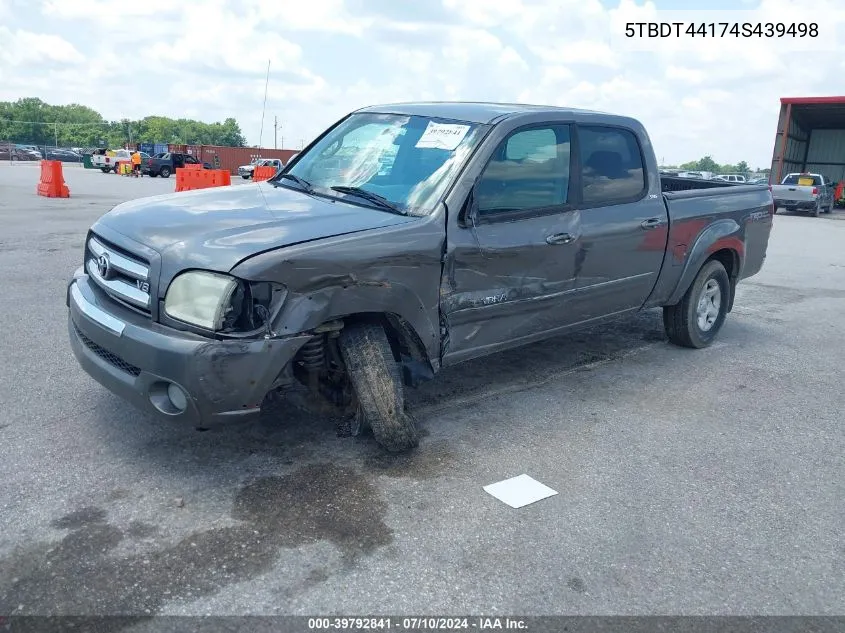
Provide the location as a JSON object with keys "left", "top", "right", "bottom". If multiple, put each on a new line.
{"left": 307, "top": 617, "right": 528, "bottom": 630}
{"left": 624, "top": 22, "right": 818, "bottom": 38}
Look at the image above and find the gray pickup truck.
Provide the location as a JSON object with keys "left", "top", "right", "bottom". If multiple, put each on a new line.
{"left": 770, "top": 172, "right": 834, "bottom": 216}
{"left": 67, "top": 102, "right": 774, "bottom": 453}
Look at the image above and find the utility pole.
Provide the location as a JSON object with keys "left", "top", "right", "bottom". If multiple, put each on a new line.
{"left": 258, "top": 59, "right": 270, "bottom": 155}
{"left": 274, "top": 116, "right": 277, "bottom": 149}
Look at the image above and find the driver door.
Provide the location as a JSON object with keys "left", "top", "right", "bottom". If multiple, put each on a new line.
{"left": 441, "top": 123, "right": 580, "bottom": 365}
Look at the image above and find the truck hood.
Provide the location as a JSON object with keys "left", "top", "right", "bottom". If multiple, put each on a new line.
{"left": 93, "top": 182, "right": 416, "bottom": 273}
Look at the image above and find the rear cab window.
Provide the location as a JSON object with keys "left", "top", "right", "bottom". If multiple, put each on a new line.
{"left": 783, "top": 174, "right": 822, "bottom": 186}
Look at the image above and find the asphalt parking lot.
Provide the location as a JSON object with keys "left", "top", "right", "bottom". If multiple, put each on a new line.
{"left": 0, "top": 163, "right": 843, "bottom": 617}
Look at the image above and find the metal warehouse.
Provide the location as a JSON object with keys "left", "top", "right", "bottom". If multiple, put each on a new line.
{"left": 771, "top": 96, "right": 845, "bottom": 185}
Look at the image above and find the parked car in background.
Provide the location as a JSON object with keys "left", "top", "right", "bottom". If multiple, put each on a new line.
{"left": 770, "top": 172, "right": 834, "bottom": 216}
{"left": 713, "top": 174, "right": 746, "bottom": 183}
{"left": 238, "top": 157, "right": 284, "bottom": 179}
{"left": 16, "top": 144, "right": 43, "bottom": 158}
{"left": 45, "top": 148, "right": 83, "bottom": 162}
{"left": 66, "top": 101, "right": 774, "bottom": 453}
{"left": 0, "top": 144, "right": 41, "bottom": 161}
{"left": 142, "top": 152, "right": 211, "bottom": 178}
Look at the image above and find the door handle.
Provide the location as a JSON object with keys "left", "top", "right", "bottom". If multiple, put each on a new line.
{"left": 546, "top": 233, "right": 574, "bottom": 245}
{"left": 640, "top": 217, "right": 664, "bottom": 229}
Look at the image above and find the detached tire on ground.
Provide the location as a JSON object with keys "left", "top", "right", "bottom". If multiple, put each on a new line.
{"left": 663, "top": 259, "right": 730, "bottom": 349}
{"left": 338, "top": 322, "right": 419, "bottom": 453}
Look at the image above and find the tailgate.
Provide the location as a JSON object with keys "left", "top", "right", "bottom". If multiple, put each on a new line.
{"left": 771, "top": 184, "right": 816, "bottom": 202}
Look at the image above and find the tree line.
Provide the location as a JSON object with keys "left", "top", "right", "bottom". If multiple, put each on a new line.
{"left": 0, "top": 97, "right": 247, "bottom": 149}
{"left": 664, "top": 155, "right": 769, "bottom": 176}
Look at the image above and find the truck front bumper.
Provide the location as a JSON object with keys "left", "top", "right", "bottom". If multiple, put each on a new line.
{"left": 67, "top": 273, "right": 311, "bottom": 428}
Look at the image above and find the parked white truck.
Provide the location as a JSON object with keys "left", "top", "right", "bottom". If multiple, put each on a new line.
{"left": 770, "top": 172, "right": 834, "bottom": 217}
{"left": 238, "top": 157, "right": 284, "bottom": 179}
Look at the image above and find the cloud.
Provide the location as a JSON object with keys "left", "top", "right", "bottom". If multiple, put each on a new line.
{"left": 1, "top": 0, "right": 843, "bottom": 167}
{"left": 0, "top": 27, "right": 85, "bottom": 66}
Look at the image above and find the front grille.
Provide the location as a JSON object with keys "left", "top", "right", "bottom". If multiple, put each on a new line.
{"left": 74, "top": 323, "right": 141, "bottom": 377}
{"left": 85, "top": 235, "right": 152, "bottom": 315}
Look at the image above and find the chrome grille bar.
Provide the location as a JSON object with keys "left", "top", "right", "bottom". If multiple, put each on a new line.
{"left": 88, "top": 237, "right": 148, "bottom": 279}
{"left": 86, "top": 237, "right": 151, "bottom": 312}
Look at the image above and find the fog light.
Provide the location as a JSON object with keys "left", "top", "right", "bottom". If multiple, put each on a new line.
{"left": 167, "top": 383, "right": 188, "bottom": 412}
{"left": 149, "top": 381, "right": 189, "bottom": 415}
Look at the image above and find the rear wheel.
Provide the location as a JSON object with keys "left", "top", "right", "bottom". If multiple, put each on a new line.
{"left": 338, "top": 322, "right": 419, "bottom": 453}
{"left": 663, "top": 260, "right": 730, "bottom": 349}
{"left": 811, "top": 202, "right": 820, "bottom": 217}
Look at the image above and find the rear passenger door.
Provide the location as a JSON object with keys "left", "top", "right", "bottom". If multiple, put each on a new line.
{"left": 566, "top": 124, "right": 668, "bottom": 323}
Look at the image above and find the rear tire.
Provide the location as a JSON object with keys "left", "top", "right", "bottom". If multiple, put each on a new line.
{"left": 338, "top": 322, "right": 419, "bottom": 453}
{"left": 663, "top": 260, "right": 730, "bottom": 349}
{"left": 811, "top": 202, "right": 820, "bottom": 217}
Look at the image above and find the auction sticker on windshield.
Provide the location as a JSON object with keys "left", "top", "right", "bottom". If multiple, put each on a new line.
{"left": 415, "top": 121, "right": 471, "bottom": 150}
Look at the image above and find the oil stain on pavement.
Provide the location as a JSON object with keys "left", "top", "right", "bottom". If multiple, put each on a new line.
{"left": 0, "top": 463, "right": 391, "bottom": 615}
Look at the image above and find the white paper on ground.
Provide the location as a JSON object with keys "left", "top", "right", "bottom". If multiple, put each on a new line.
{"left": 483, "top": 474, "right": 559, "bottom": 509}
{"left": 415, "top": 121, "right": 471, "bottom": 150}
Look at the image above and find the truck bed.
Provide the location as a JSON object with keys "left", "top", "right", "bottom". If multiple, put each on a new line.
{"left": 646, "top": 178, "right": 774, "bottom": 310}
{"left": 660, "top": 175, "right": 746, "bottom": 193}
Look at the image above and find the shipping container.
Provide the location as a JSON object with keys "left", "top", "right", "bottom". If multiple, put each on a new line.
{"left": 166, "top": 144, "right": 297, "bottom": 174}
{"left": 770, "top": 96, "right": 845, "bottom": 186}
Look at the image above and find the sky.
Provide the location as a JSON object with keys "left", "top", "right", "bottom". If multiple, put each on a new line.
{"left": 1, "top": 0, "right": 844, "bottom": 168}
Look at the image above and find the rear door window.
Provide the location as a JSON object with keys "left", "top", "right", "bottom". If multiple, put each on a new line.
{"left": 577, "top": 125, "right": 647, "bottom": 206}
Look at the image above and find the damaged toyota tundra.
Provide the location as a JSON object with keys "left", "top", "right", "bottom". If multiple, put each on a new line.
{"left": 67, "top": 102, "right": 774, "bottom": 453}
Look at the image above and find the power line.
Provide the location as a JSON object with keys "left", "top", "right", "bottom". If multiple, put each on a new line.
{"left": 0, "top": 119, "right": 112, "bottom": 127}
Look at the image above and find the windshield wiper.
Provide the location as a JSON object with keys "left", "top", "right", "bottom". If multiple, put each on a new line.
{"left": 329, "top": 186, "right": 407, "bottom": 215}
{"left": 272, "top": 173, "right": 313, "bottom": 193}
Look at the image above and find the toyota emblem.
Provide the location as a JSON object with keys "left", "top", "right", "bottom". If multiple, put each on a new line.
{"left": 97, "top": 253, "right": 111, "bottom": 279}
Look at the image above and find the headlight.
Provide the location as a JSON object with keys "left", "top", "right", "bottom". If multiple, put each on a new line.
{"left": 164, "top": 271, "right": 238, "bottom": 330}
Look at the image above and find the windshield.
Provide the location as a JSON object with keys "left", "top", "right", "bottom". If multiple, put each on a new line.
{"left": 783, "top": 174, "right": 822, "bottom": 186}
{"left": 283, "top": 112, "right": 484, "bottom": 215}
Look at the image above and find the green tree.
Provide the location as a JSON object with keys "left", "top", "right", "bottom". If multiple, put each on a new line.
{"left": 0, "top": 97, "right": 248, "bottom": 148}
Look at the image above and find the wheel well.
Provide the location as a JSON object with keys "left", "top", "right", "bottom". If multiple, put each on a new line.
{"left": 706, "top": 248, "right": 739, "bottom": 311}
{"left": 339, "top": 312, "right": 432, "bottom": 368}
